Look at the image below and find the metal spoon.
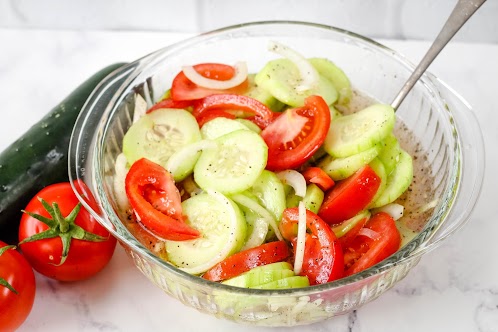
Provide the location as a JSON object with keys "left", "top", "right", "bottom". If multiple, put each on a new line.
{"left": 391, "top": 0, "right": 487, "bottom": 110}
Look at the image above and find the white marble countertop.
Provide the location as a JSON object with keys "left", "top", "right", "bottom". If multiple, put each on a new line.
{"left": 1, "top": 28, "right": 497, "bottom": 332}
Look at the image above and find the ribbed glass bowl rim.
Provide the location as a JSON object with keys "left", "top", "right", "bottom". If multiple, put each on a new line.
{"left": 89, "top": 21, "right": 462, "bottom": 296}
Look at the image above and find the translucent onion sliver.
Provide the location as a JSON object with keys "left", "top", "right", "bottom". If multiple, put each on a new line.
{"left": 182, "top": 62, "right": 248, "bottom": 90}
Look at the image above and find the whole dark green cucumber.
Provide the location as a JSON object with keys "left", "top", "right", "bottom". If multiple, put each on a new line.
{"left": 0, "top": 63, "right": 125, "bottom": 244}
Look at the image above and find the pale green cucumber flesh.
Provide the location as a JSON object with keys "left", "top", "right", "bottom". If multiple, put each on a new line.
{"left": 286, "top": 183, "right": 324, "bottom": 214}
{"left": 323, "top": 103, "right": 395, "bottom": 158}
{"left": 369, "top": 149, "right": 413, "bottom": 208}
{"left": 240, "top": 206, "right": 269, "bottom": 250}
{"left": 377, "top": 133, "right": 402, "bottom": 176}
{"left": 122, "top": 108, "right": 201, "bottom": 165}
{"left": 194, "top": 129, "right": 268, "bottom": 195}
{"left": 245, "top": 74, "right": 285, "bottom": 112}
{"left": 253, "top": 276, "right": 310, "bottom": 289}
{"left": 318, "top": 144, "right": 381, "bottom": 181}
{"left": 235, "top": 119, "right": 261, "bottom": 133}
{"left": 368, "top": 157, "right": 388, "bottom": 206}
{"left": 166, "top": 192, "right": 246, "bottom": 274}
{"left": 222, "top": 262, "right": 293, "bottom": 288}
{"left": 254, "top": 58, "right": 338, "bottom": 107}
{"left": 250, "top": 170, "right": 286, "bottom": 222}
{"left": 309, "top": 57, "right": 352, "bottom": 105}
{"left": 200, "top": 117, "right": 249, "bottom": 140}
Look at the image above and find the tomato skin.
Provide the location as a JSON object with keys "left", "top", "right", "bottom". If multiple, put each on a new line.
{"left": 146, "top": 98, "right": 194, "bottom": 113}
{"left": 280, "top": 208, "right": 344, "bottom": 285}
{"left": 125, "top": 158, "right": 200, "bottom": 241}
{"left": 202, "top": 241, "right": 290, "bottom": 282}
{"left": 262, "top": 95, "right": 331, "bottom": 171}
{"left": 318, "top": 165, "right": 381, "bottom": 225}
{"left": 18, "top": 183, "right": 117, "bottom": 282}
{"left": 171, "top": 63, "right": 249, "bottom": 101}
{"left": 344, "top": 212, "right": 401, "bottom": 276}
{"left": 337, "top": 215, "right": 369, "bottom": 249}
{"left": 193, "top": 94, "right": 275, "bottom": 129}
{"left": 0, "top": 241, "right": 36, "bottom": 331}
{"left": 303, "top": 167, "right": 335, "bottom": 191}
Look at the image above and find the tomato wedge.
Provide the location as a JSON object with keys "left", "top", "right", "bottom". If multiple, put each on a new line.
{"left": 343, "top": 212, "right": 401, "bottom": 276}
{"left": 318, "top": 165, "right": 380, "bottom": 225}
{"left": 303, "top": 167, "right": 335, "bottom": 191}
{"left": 125, "top": 158, "right": 200, "bottom": 241}
{"left": 280, "top": 208, "right": 344, "bottom": 285}
{"left": 192, "top": 94, "right": 275, "bottom": 129}
{"left": 171, "top": 63, "right": 249, "bottom": 101}
{"left": 202, "top": 241, "right": 290, "bottom": 282}
{"left": 146, "top": 98, "right": 194, "bottom": 113}
{"left": 261, "top": 95, "right": 331, "bottom": 171}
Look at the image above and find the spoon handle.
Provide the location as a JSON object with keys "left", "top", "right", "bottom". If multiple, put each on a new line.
{"left": 391, "top": 0, "right": 486, "bottom": 110}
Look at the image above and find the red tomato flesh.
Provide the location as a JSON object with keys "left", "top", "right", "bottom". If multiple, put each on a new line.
{"left": 318, "top": 165, "right": 381, "bottom": 225}
{"left": 171, "top": 63, "right": 249, "bottom": 101}
{"left": 302, "top": 167, "right": 335, "bottom": 191}
{"left": 202, "top": 241, "right": 290, "bottom": 282}
{"left": 125, "top": 158, "right": 200, "bottom": 241}
{"left": 280, "top": 208, "right": 344, "bottom": 285}
{"left": 146, "top": 98, "right": 194, "bottom": 113}
{"left": 343, "top": 212, "right": 401, "bottom": 276}
{"left": 262, "top": 95, "right": 331, "bottom": 171}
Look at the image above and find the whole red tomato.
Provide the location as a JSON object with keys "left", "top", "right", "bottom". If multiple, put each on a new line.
{"left": 0, "top": 241, "right": 36, "bottom": 331}
{"left": 18, "top": 183, "right": 117, "bottom": 281}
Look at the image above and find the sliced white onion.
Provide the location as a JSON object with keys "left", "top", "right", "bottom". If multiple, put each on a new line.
{"left": 182, "top": 62, "right": 248, "bottom": 90}
{"left": 374, "top": 203, "right": 404, "bottom": 221}
{"left": 358, "top": 227, "right": 381, "bottom": 240}
{"left": 276, "top": 170, "right": 307, "bottom": 197}
{"left": 113, "top": 153, "right": 130, "bottom": 211}
{"left": 261, "top": 109, "right": 309, "bottom": 144}
{"left": 132, "top": 94, "right": 147, "bottom": 123}
{"left": 293, "top": 201, "right": 307, "bottom": 276}
{"left": 231, "top": 194, "right": 283, "bottom": 241}
{"left": 165, "top": 140, "right": 217, "bottom": 176}
{"left": 268, "top": 40, "right": 319, "bottom": 92}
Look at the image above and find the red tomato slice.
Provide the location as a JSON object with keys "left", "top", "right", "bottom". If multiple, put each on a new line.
{"left": 196, "top": 109, "right": 236, "bottom": 128}
{"left": 192, "top": 94, "right": 275, "bottom": 129}
{"left": 125, "top": 158, "right": 200, "bottom": 241}
{"left": 280, "top": 208, "right": 344, "bottom": 285}
{"left": 202, "top": 241, "right": 290, "bottom": 282}
{"left": 261, "top": 95, "right": 331, "bottom": 171}
{"left": 318, "top": 165, "right": 381, "bottom": 225}
{"left": 337, "top": 215, "right": 369, "bottom": 249}
{"left": 171, "top": 63, "right": 249, "bottom": 101}
{"left": 343, "top": 212, "right": 401, "bottom": 276}
{"left": 302, "top": 167, "right": 335, "bottom": 191}
{"left": 146, "top": 98, "right": 194, "bottom": 113}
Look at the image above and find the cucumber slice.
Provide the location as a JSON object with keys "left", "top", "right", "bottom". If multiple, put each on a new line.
{"left": 235, "top": 119, "right": 261, "bottom": 133}
{"left": 286, "top": 183, "right": 324, "bottom": 214}
{"left": 165, "top": 140, "right": 217, "bottom": 182}
{"left": 245, "top": 74, "right": 285, "bottom": 112}
{"left": 368, "top": 157, "right": 388, "bottom": 206}
{"left": 377, "top": 133, "right": 402, "bottom": 176}
{"left": 369, "top": 149, "right": 413, "bottom": 208}
{"left": 318, "top": 144, "right": 381, "bottom": 181}
{"left": 309, "top": 58, "right": 352, "bottom": 105}
{"left": 240, "top": 207, "right": 269, "bottom": 251}
{"left": 332, "top": 210, "right": 371, "bottom": 238}
{"left": 200, "top": 117, "right": 249, "bottom": 140}
{"left": 166, "top": 191, "right": 246, "bottom": 274}
{"left": 194, "top": 129, "right": 268, "bottom": 195}
{"left": 250, "top": 170, "right": 286, "bottom": 222}
{"left": 254, "top": 58, "right": 338, "bottom": 107}
{"left": 323, "top": 103, "right": 395, "bottom": 158}
{"left": 123, "top": 109, "right": 201, "bottom": 165}
{"left": 222, "top": 262, "right": 293, "bottom": 288}
{"left": 253, "top": 276, "right": 310, "bottom": 289}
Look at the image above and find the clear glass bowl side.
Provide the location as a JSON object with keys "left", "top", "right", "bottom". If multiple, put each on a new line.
{"left": 69, "top": 22, "right": 484, "bottom": 326}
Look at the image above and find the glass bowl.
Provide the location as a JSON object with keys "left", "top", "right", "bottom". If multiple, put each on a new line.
{"left": 68, "top": 21, "right": 484, "bottom": 326}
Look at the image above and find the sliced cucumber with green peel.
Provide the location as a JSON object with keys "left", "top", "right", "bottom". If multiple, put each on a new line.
{"left": 254, "top": 58, "right": 338, "bottom": 107}
{"left": 245, "top": 74, "right": 285, "bottom": 112}
{"left": 250, "top": 170, "right": 286, "bottom": 222}
{"left": 368, "top": 157, "right": 388, "bottom": 206}
{"left": 222, "top": 262, "right": 294, "bottom": 288}
{"left": 286, "top": 183, "right": 324, "bottom": 214}
{"left": 369, "top": 149, "right": 413, "bottom": 208}
{"left": 240, "top": 206, "right": 269, "bottom": 251}
{"left": 253, "top": 276, "right": 310, "bottom": 289}
{"left": 235, "top": 119, "right": 261, "bottom": 133}
{"left": 165, "top": 139, "right": 217, "bottom": 182}
{"left": 377, "top": 133, "right": 402, "bottom": 176}
{"left": 200, "top": 117, "right": 249, "bottom": 140}
{"left": 166, "top": 191, "right": 246, "bottom": 274}
{"left": 194, "top": 129, "right": 268, "bottom": 195}
{"left": 323, "top": 103, "right": 395, "bottom": 158}
{"left": 318, "top": 144, "right": 381, "bottom": 181}
{"left": 309, "top": 58, "right": 352, "bottom": 105}
{"left": 123, "top": 108, "right": 201, "bottom": 165}
{"left": 332, "top": 210, "right": 371, "bottom": 238}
